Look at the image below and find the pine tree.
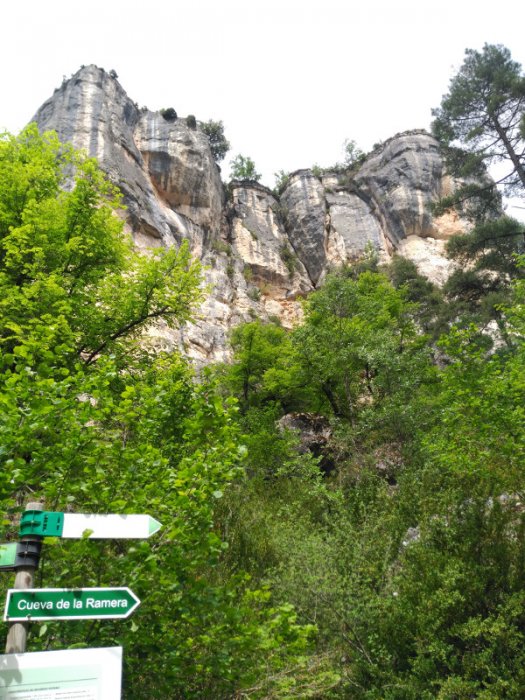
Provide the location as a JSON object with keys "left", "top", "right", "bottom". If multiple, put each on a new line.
{"left": 432, "top": 44, "right": 525, "bottom": 216}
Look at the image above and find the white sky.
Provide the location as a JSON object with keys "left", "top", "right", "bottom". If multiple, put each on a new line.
{"left": 1, "top": 0, "right": 525, "bottom": 216}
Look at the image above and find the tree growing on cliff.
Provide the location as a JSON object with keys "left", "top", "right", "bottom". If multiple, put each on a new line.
{"left": 230, "top": 154, "right": 261, "bottom": 182}
{"left": 432, "top": 44, "right": 525, "bottom": 216}
{"left": 342, "top": 138, "right": 365, "bottom": 168}
{"left": 200, "top": 119, "right": 230, "bottom": 162}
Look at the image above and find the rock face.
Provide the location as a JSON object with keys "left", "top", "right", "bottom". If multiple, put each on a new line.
{"left": 33, "top": 66, "right": 467, "bottom": 363}
{"left": 35, "top": 65, "right": 223, "bottom": 254}
{"left": 277, "top": 413, "right": 334, "bottom": 474}
{"left": 355, "top": 131, "right": 447, "bottom": 248}
{"left": 280, "top": 171, "right": 328, "bottom": 285}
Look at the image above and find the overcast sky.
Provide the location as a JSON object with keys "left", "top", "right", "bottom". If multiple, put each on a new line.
{"left": 2, "top": 0, "right": 525, "bottom": 216}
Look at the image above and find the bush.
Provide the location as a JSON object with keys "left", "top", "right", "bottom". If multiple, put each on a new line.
{"left": 160, "top": 107, "right": 177, "bottom": 122}
{"left": 274, "top": 169, "right": 290, "bottom": 194}
{"left": 280, "top": 244, "right": 297, "bottom": 277}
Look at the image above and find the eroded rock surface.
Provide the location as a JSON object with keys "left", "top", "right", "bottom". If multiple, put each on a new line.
{"left": 34, "top": 65, "right": 223, "bottom": 253}
{"left": 33, "top": 66, "right": 468, "bottom": 363}
{"left": 356, "top": 131, "right": 445, "bottom": 246}
{"left": 280, "top": 171, "right": 328, "bottom": 285}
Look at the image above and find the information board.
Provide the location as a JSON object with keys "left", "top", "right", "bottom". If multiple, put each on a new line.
{"left": 0, "top": 646, "right": 122, "bottom": 699}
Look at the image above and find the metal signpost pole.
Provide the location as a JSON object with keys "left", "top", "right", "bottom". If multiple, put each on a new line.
{"left": 5, "top": 501, "right": 44, "bottom": 654}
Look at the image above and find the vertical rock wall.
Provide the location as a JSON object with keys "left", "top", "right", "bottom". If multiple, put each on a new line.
{"left": 32, "top": 66, "right": 466, "bottom": 363}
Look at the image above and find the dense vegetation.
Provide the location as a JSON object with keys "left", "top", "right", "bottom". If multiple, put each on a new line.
{"left": 0, "top": 126, "right": 330, "bottom": 698}
{"left": 1, "top": 43, "right": 525, "bottom": 698}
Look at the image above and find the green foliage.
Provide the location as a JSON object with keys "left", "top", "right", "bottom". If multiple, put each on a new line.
{"left": 442, "top": 216, "right": 525, "bottom": 334}
{"left": 225, "top": 321, "right": 296, "bottom": 410}
{"left": 242, "top": 264, "right": 253, "bottom": 282}
{"left": 309, "top": 139, "right": 366, "bottom": 179}
{"left": 186, "top": 114, "right": 197, "bottom": 129}
{"left": 230, "top": 154, "right": 261, "bottom": 182}
{"left": 342, "top": 138, "right": 365, "bottom": 168}
{"left": 341, "top": 283, "right": 525, "bottom": 696}
{"left": 212, "top": 258, "right": 525, "bottom": 697}
{"left": 6, "top": 113, "right": 525, "bottom": 697}
{"left": 199, "top": 119, "right": 230, "bottom": 163}
{"left": 422, "top": 320, "right": 525, "bottom": 496}
{"left": 385, "top": 255, "right": 450, "bottom": 338}
{"left": 210, "top": 238, "right": 232, "bottom": 256}
{"left": 432, "top": 43, "right": 525, "bottom": 215}
{"left": 0, "top": 126, "right": 326, "bottom": 699}
{"left": 445, "top": 215, "right": 525, "bottom": 275}
{"left": 280, "top": 244, "right": 297, "bottom": 277}
{"left": 160, "top": 107, "right": 178, "bottom": 121}
{"left": 348, "top": 498, "right": 525, "bottom": 698}
{"left": 273, "top": 169, "right": 290, "bottom": 194}
{"left": 293, "top": 270, "right": 432, "bottom": 436}
{"left": 247, "top": 286, "right": 261, "bottom": 302}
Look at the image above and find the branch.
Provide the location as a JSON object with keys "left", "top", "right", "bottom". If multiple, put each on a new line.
{"left": 82, "top": 306, "right": 171, "bottom": 365}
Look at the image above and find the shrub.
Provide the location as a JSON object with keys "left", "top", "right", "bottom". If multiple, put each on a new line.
{"left": 274, "top": 169, "right": 290, "bottom": 194}
{"left": 280, "top": 244, "right": 297, "bottom": 277}
{"left": 211, "top": 239, "right": 232, "bottom": 256}
{"left": 160, "top": 107, "right": 178, "bottom": 122}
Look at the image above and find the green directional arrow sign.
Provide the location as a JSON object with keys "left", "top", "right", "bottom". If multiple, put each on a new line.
{"left": 4, "top": 588, "right": 140, "bottom": 621}
{"left": 19, "top": 512, "right": 162, "bottom": 539}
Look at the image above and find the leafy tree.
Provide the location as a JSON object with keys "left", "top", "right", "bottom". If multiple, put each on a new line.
{"left": 273, "top": 168, "right": 290, "bottom": 194}
{"left": 432, "top": 44, "right": 525, "bottom": 215}
{"left": 342, "top": 138, "right": 365, "bottom": 168}
{"left": 384, "top": 255, "right": 450, "bottom": 338}
{"left": 224, "top": 320, "right": 311, "bottom": 411}
{"left": 348, "top": 288, "right": 525, "bottom": 697}
{"left": 199, "top": 119, "right": 230, "bottom": 163}
{"left": 0, "top": 126, "right": 330, "bottom": 699}
{"left": 230, "top": 154, "right": 261, "bottom": 182}
{"left": 431, "top": 44, "right": 525, "bottom": 329}
{"left": 213, "top": 320, "right": 320, "bottom": 480}
{"left": 292, "top": 270, "right": 431, "bottom": 437}
{"left": 212, "top": 261, "right": 525, "bottom": 698}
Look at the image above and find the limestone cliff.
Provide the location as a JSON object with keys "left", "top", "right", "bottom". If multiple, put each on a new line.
{"left": 33, "top": 65, "right": 465, "bottom": 362}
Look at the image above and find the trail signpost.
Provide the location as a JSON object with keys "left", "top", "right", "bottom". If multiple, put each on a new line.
{"left": 3, "top": 504, "right": 162, "bottom": 657}
{"left": 4, "top": 587, "right": 140, "bottom": 622}
{"left": 19, "top": 511, "right": 162, "bottom": 539}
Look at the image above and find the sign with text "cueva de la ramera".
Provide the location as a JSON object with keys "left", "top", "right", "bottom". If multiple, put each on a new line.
{"left": 19, "top": 512, "right": 162, "bottom": 539}
{"left": 4, "top": 588, "right": 140, "bottom": 622}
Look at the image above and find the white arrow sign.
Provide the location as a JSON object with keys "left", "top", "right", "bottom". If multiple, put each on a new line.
{"left": 60, "top": 514, "right": 162, "bottom": 539}
{"left": 19, "top": 511, "right": 163, "bottom": 539}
